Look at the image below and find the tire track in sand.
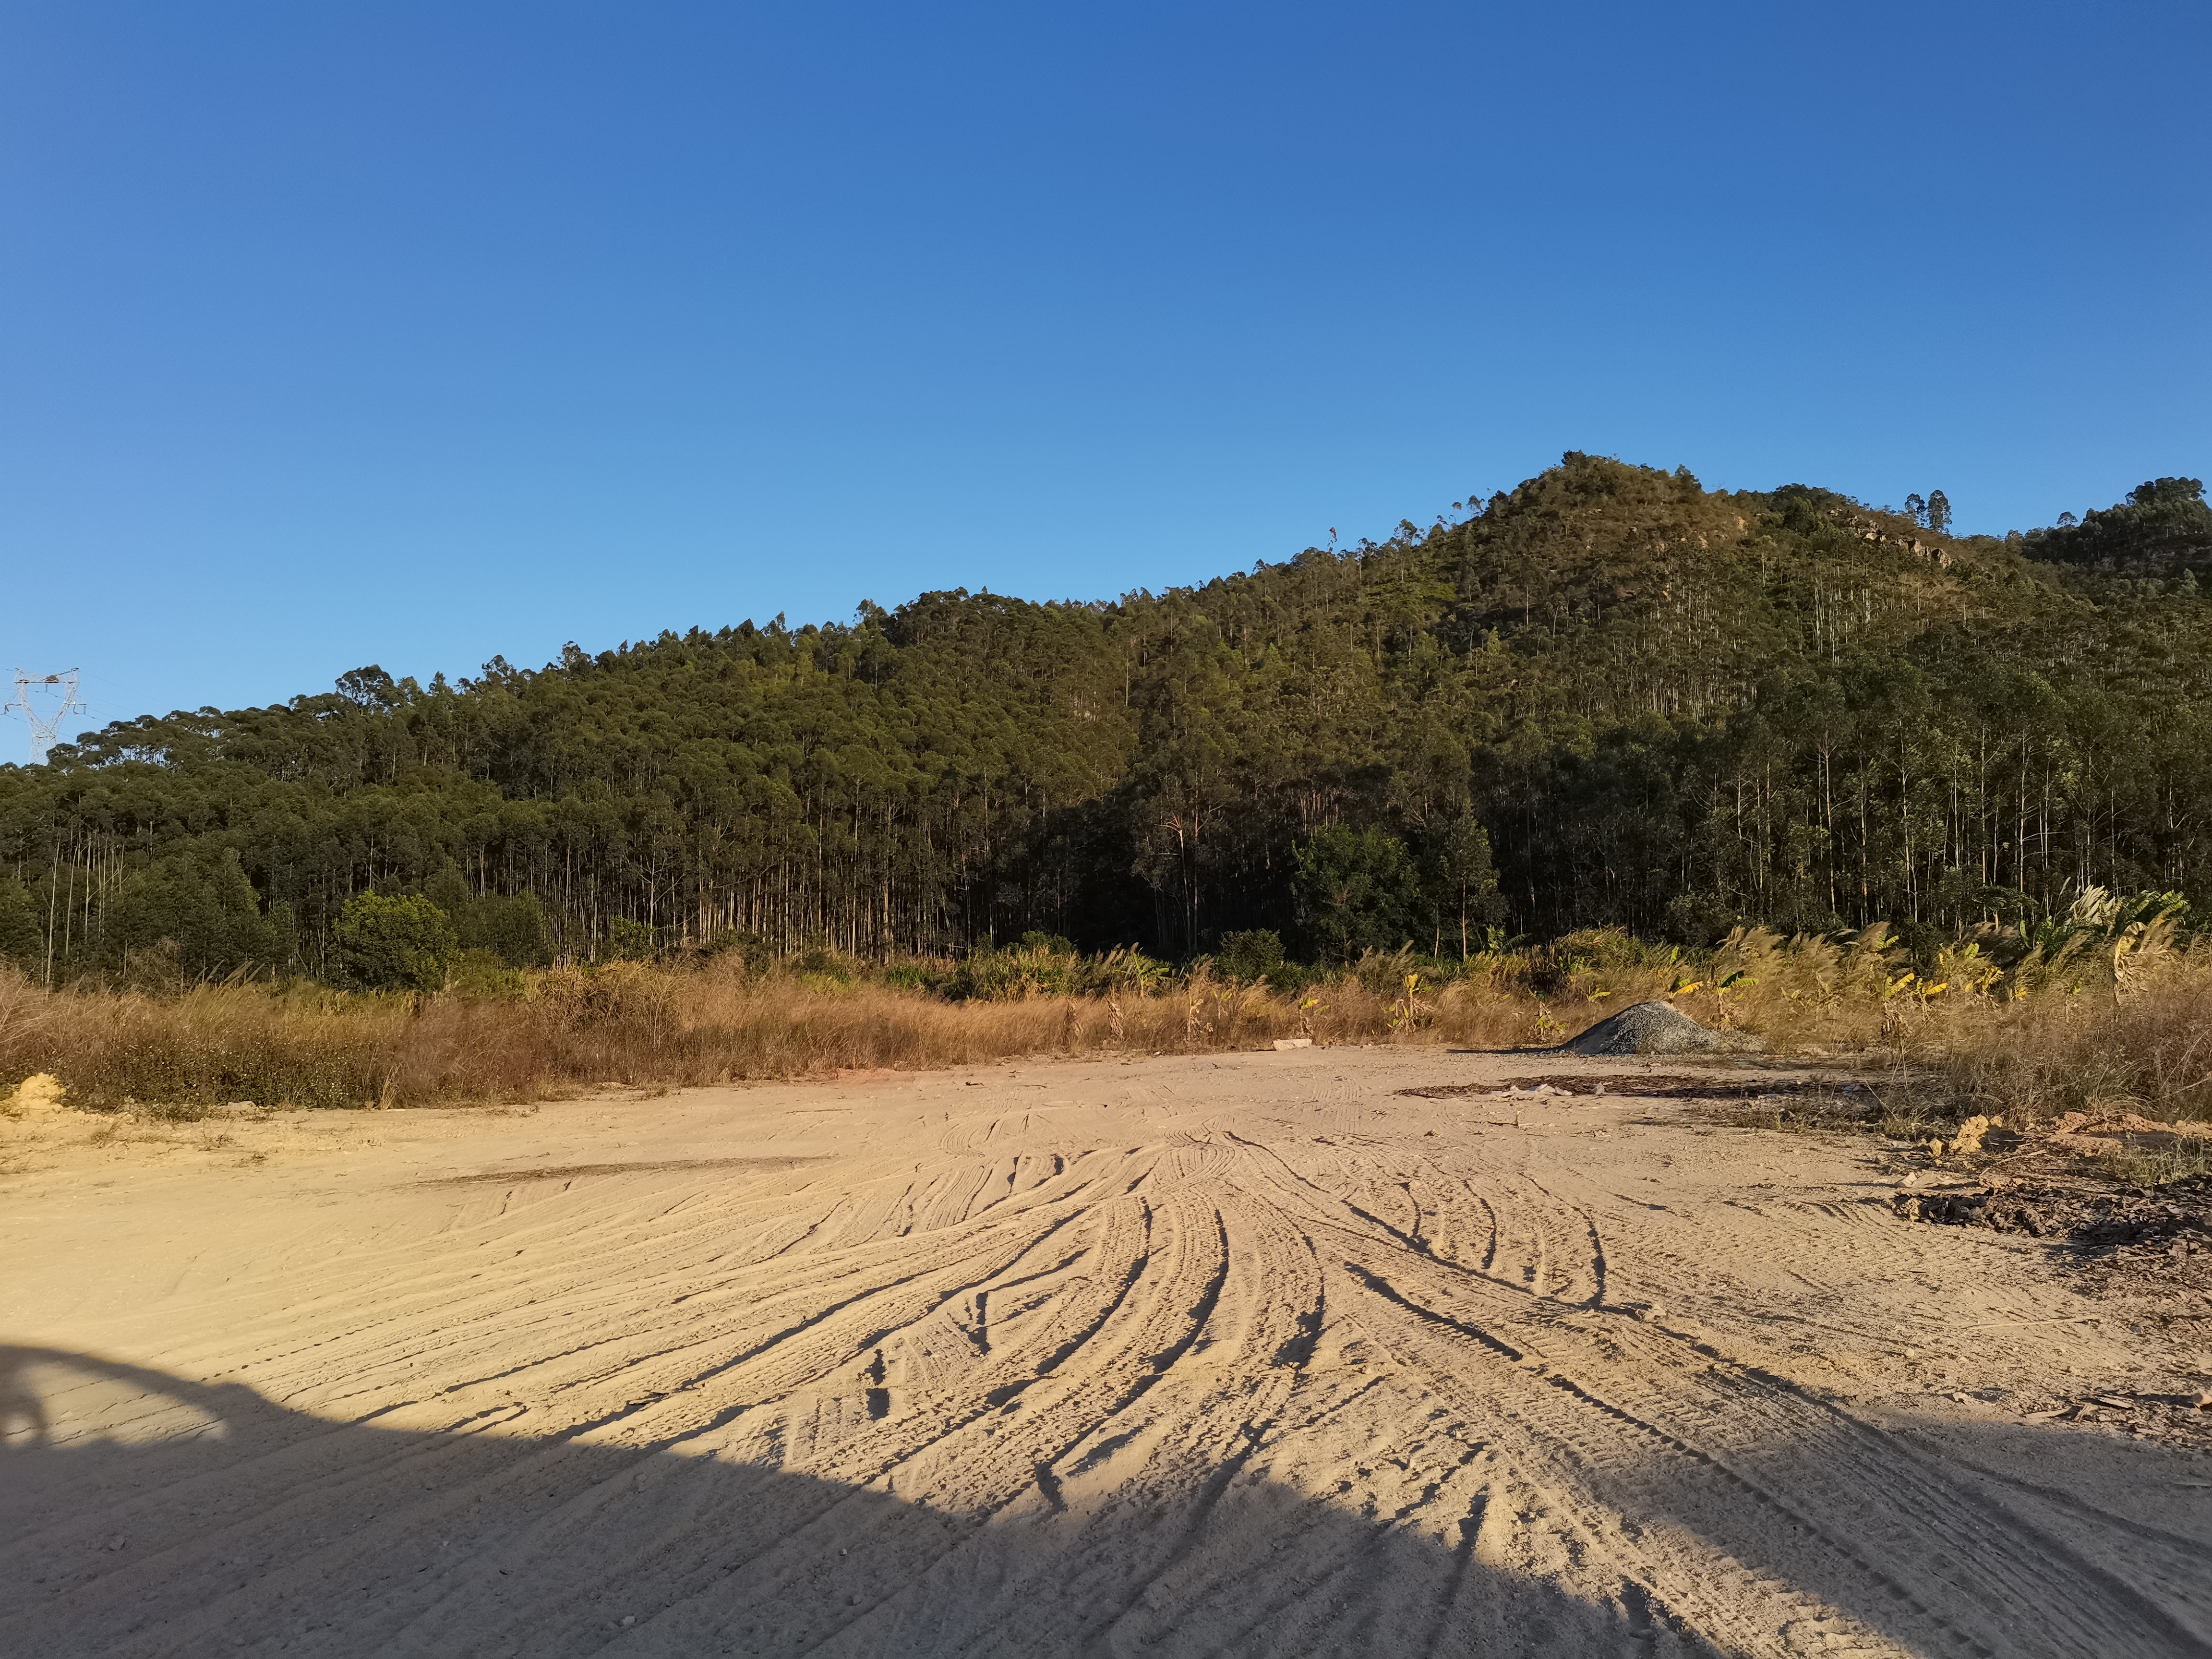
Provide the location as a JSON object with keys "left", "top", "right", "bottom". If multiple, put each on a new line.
{"left": 5, "top": 1056, "right": 2202, "bottom": 1658}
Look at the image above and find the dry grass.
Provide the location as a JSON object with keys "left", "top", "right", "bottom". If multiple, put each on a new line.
{"left": 7, "top": 919, "right": 2212, "bottom": 1126}
{"left": 2095, "top": 1138, "right": 2212, "bottom": 1187}
{"left": 1546, "top": 921, "right": 2212, "bottom": 1132}
{"left": 1909, "top": 972, "right": 2212, "bottom": 1128}
{"left": 0, "top": 960, "right": 1556, "bottom": 1117}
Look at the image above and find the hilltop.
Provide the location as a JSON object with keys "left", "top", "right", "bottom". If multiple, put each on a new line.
{"left": 3, "top": 452, "right": 2211, "bottom": 978}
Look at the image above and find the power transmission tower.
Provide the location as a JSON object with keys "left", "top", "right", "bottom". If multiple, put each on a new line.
{"left": 4, "top": 669, "right": 86, "bottom": 764}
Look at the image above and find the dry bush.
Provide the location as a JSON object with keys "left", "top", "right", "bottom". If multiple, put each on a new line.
{"left": 0, "top": 954, "right": 1578, "bottom": 1114}
{"left": 1910, "top": 968, "right": 2212, "bottom": 1127}
{"left": 0, "top": 970, "right": 404, "bottom": 1117}
{"left": 8, "top": 926, "right": 2210, "bottom": 1124}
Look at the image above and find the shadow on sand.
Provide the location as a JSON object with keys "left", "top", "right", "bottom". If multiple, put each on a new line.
{"left": 4, "top": 1345, "right": 2206, "bottom": 1658}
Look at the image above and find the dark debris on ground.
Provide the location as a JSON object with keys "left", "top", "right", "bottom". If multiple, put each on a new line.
{"left": 1896, "top": 1175, "right": 2212, "bottom": 1368}
{"left": 1892, "top": 1175, "right": 2212, "bottom": 1250}
{"left": 1893, "top": 1176, "right": 2212, "bottom": 1448}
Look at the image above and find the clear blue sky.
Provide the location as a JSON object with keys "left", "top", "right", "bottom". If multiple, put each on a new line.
{"left": 3, "top": 2, "right": 2207, "bottom": 739}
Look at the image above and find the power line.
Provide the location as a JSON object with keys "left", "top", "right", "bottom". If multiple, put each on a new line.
{"left": 3, "top": 669, "right": 86, "bottom": 764}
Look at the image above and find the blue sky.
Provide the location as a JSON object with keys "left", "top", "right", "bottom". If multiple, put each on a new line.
{"left": 3, "top": 2, "right": 2207, "bottom": 740}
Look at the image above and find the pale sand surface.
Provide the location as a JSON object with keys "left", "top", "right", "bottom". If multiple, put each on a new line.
{"left": 3, "top": 1048, "right": 2208, "bottom": 1657}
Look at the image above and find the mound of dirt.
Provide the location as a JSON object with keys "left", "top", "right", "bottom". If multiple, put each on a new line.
{"left": 5, "top": 1073, "right": 66, "bottom": 1113}
{"left": 1557, "top": 1000, "right": 1763, "bottom": 1057}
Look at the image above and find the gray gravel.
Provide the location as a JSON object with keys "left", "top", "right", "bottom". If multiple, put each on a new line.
{"left": 1557, "top": 999, "right": 1764, "bottom": 1056}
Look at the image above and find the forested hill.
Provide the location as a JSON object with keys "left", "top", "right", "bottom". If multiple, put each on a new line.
{"left": 6, "top": 452, "right": 2212, "bottom": 981}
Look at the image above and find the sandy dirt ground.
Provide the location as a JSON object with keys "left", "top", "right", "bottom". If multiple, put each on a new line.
{"left": 3, "top": 1047, "right": 2209, "bottom": 1658}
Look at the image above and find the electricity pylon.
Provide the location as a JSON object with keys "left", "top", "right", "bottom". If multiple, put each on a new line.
{"left": 4, "top": 670, "right": 85, "bottom": 764}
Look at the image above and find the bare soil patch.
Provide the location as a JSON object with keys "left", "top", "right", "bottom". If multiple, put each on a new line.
{"left": 4, "top": 1048, "right": 2206, "bottom": 1656}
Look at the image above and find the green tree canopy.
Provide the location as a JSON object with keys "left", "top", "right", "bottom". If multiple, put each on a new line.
{"left": 1420, "top": 811, "right": 1501, "bottom": 959}
{"left": 1296, "top": 828, "right": 1421, "bottom": 962}
{"left": 4, "top": 453, "right": 2211, "bottom": 975}
{"left": 106, "top": 847, "right": 276, "bottom": 980}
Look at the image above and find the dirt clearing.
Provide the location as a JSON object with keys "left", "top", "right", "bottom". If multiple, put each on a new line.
{"left": 4, "top": 1048, "right": 2208, "bottom": 1656}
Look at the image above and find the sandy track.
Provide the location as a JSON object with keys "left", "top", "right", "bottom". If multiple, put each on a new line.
{"left": 3, "top": 1049, "right": 2207, "bottom": 1657}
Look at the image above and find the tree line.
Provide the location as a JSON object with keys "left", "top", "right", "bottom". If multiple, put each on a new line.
{"left": 4, "top": 453, "right": 2210, "bottom": 984}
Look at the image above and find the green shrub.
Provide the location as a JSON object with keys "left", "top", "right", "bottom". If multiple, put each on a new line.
{"left": 700, "top": 930, "right": 774, "bottom": 972}
{"left": 945, "top": 937, "right": 1167, "bottom": 1001}
{"left": 951, "top": 939, "right": 1077, "bottom": 1000}
{"left": 879, "top": 962, "right": 949, "bottom": 993}
{"left": 334, "top": 894, "right": 458, "bottom": 992}
{"left": 446, "top": 947, "right": 527, "bottom": 998}
{"left": 421, "top": 864, "right": 549, "bottom": 967}
{"left": 793, "top": 946, "right": 855, "bottom": 981}
{"left": 1215, "top": 929, "right": 1286, "bottom": 984}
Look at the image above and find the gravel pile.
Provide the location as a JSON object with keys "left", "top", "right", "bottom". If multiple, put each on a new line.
{"left": 1557, "top": 1000, "right": 1764, "bottom": 1057}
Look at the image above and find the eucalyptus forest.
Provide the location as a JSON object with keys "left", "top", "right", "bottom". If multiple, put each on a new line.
{"left": 5, "top": 452, "right": 2211, "bottom": 984}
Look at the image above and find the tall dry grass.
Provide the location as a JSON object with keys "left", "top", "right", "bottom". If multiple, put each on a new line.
{"left": 0, "top": 959, "right": 1560, "bottom": 1118}
{"left": 6, "top": 905, "right": 2211, "bottom": 1126}
{"left": 1908, "top": 972, "right": 2212, "bottom": 1127}
{"left": 1657, "top": 923, "right": 2212, "bottom": 1130}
